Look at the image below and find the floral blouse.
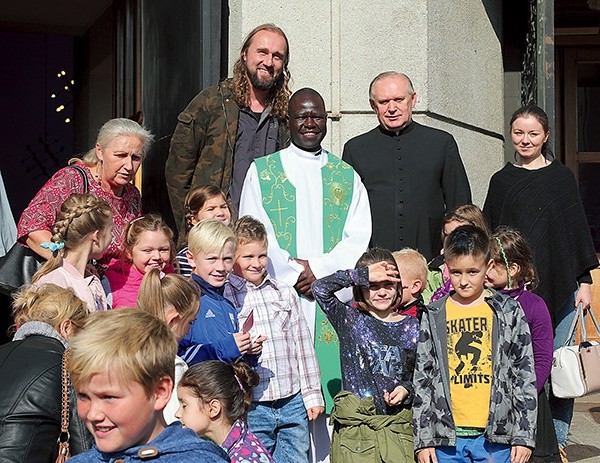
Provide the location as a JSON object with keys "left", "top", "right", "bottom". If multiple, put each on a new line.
{"left": 17, "top": 161, "right": 141, "bottom": 274}
{"left": 221, "top": 419, "right": 274, "bottom": 463}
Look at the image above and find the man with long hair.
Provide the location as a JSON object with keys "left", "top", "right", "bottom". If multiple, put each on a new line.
{"left": 166, "top": 24, "right": 291, "bottom": 232}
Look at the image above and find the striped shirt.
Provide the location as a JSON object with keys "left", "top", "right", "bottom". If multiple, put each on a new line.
{"left": 176, "top": 246, "right": 193, "bottom": 278}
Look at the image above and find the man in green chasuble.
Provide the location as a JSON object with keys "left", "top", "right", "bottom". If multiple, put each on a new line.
{"left": 239, "top": 88, "right": 372, "bottom": 462}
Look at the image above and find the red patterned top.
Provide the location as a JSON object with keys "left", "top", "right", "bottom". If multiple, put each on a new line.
{"left": 17, "top": 161, "right": 142, "bottom": 273}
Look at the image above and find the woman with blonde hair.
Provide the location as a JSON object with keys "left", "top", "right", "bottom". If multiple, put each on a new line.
{"left": 17, "top": 118, "right": 153, "bottom": 275}
{"left": 0, "top": 284, "right": 92, "bottom": 462}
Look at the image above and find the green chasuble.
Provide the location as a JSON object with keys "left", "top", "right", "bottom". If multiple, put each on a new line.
{"left": 254, "top": 150, "right": 354, "bottom": 412}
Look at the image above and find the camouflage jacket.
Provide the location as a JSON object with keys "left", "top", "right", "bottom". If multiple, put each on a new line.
{"left": 165, "top": 79, "right": 290, "bottom": 233}
{"left": 412, "top": 289, "right": 537, "bottom": 450}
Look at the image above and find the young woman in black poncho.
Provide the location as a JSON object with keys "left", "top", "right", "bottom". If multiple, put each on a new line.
{"left": 483, "top": 104, "right": 598, "bottom": 463}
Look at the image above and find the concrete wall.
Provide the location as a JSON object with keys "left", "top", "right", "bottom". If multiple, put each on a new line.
{"left": 228, "top": 0, "right": 505, "bottom": 206}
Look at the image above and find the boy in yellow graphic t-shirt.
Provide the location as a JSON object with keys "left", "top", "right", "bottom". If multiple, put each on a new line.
{"left": 446, "top": 300, "right": 493, "bottom": 429}
{"left": 413, "top": 225, "right": 537, "bottom": 463}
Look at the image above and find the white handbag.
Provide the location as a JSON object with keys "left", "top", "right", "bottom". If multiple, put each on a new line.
{"left": 551, "top": 303, "right": 600, "bottom": 399}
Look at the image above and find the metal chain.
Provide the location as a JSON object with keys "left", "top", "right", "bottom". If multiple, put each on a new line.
{"left": 56, "top": 348, "right": 71, "bottom": 461}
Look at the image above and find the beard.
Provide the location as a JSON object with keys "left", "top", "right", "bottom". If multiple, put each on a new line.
{"left": 247, "top": 66, "right": 281, "bottom": 91}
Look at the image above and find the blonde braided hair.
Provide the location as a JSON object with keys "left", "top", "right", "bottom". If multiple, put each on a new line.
{"left": 32, "top": 193, "right": 113, "bottom": 282}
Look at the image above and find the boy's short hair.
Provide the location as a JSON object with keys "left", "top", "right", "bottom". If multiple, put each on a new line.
{"left": 68, "top": 309, "right": 176, "bottom": 396}
{"left": 188, "top": 218, "right": 235, "bottom": 256}
{"left": 392, "top": 248, "right": 428, "bottom": 284}
{"left": 444, "top": 225, "right": 491, "bottom": 262}
{"left": 233, "top": 215, "right": 268, "bottom": 246}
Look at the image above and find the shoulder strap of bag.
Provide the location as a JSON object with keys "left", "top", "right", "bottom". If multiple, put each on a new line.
{"left": 56, "top": 348, "right": 71, "bottom": 463}
{"left": 579, "top": 303, "right": 588, "bottom": 343}
{"left": 562, "top": 303, "right": 584, "bottom": 347}
{"left": 70, "top": 165, "right": 89, "bottom": 194}
{"left": 582, "top": 304, "right": 600, "bottom": 340}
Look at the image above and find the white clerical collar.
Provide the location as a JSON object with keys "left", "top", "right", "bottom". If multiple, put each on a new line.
{"left": 289, "top": 143, "right": 323, "bottom": 160}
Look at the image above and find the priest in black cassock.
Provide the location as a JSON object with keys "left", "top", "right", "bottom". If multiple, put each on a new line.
{"left": 342, "top": 71, "right": 472, "bottom": 260}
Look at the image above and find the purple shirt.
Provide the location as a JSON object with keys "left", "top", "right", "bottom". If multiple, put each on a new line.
{"left": 501, "top": 283, "right": 554, "bottom": 392}
{"left": 221, "top": 419, "right": 274, "bottom": 463}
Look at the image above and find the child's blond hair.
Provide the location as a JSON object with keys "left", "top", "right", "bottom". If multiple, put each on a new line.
{"left": 392, "top": 248, "right": 428, "bottom": 287}
{"left": 68, "top": 309, "right": 177, "bottom": 396}
{"left": 12, "top": 284, "right": 88, "bottom": 333}
{"left": 137, "top": 269, "right": 200, "bottom": 322}
{"left": 233, "top": 215, "right": 268, "bottom": 247}
{"left": 188, "top": 219, "right": 235, "bottom": 257}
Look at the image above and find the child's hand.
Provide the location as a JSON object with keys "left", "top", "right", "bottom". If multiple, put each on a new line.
{"left": 233, "top": 332, "right": 251, "bottom": 354}
{"left": 248, "top": 335, "right": 266, "bottom": 355}
{"left": 383, "top": 386, "right": 408, "bottom": 406}
{"left": 510, "top": 445, "right": 532, "bottom": 463}
{"left": 368, "top": 262, "right": 401, "bottom": 283}
{"left": 307, "top": 406, "right": 325, "bottom": 421}
{"left": 416, "top": 448, "right": 437, "bottom": 463}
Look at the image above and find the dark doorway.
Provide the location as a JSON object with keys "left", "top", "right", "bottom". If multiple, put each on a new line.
{"left": 138, "top": 0, "right": 227, "bottom": 235}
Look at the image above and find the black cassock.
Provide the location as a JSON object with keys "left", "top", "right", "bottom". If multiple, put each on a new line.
{"left": 343, "top": 120, "right": 471, "bottom": 260}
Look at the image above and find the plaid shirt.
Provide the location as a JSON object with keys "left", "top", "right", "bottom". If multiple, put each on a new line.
{"left": 225, "top": 274, "right": 324, "bottom": 410}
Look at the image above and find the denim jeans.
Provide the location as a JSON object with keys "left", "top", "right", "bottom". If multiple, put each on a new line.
{"left": 436, "top": 435, "right": 511, "bottom": 463}
{"left": 248, "top": 392, "right": 309, "bottom": 463}
{"left": 549, "top": 291, "right": 577, "bottom": 448}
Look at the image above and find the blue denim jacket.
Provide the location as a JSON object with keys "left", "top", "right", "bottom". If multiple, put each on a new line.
{"left": 67, "top": 422, "right": 229, "bottom": 462}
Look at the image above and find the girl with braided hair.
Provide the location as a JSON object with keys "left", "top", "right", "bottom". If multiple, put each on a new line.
{"left": 32, "top": 193, "right": 113, "bottom": 312}
{"left": 485, "top": 226, "right": 558, "bottom": 462}
{"left": 176, "top": 360, "right": 274, "bottom": 463}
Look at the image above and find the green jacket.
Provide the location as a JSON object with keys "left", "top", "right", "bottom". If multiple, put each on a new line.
{"left": 165, "top": 79, "right": 290, "bottom": 233}
{"left": 330, "top": 391, "right": 413, "bottom": 463}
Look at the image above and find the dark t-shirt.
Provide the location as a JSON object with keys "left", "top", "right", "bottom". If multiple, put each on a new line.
{"left": 313, "top": 268, "right": 420, "bottom": 414}
{"left": 230, "top": 107, "right": 279, "bottom": 207}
